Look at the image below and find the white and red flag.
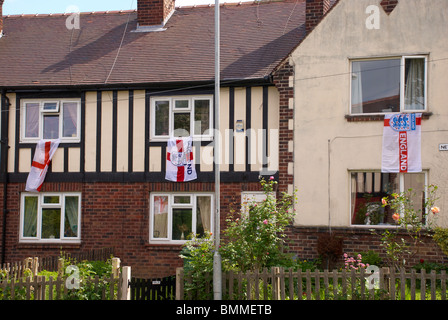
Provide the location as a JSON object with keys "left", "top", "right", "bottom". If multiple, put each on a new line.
{"left": 25, "top": 139, "right": 60, "bottom": 192}
{"left": 382, "top": 113, "right": 422, "bottom": 173}
{"left": 165, "top": 137, "right": 197, "bottom": 182}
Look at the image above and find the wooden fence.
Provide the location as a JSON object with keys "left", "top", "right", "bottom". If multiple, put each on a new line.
{"left": 0, "top": 273, "right": 123, "bottom": 300}
{"left": 176, "top": 267, "right": 448, "bottom": 300}
{"left": 0, "top": 248, "right": 114, "bottom": 279}
{"left": 0, "top": 248, "right": 134, "bottom": 300}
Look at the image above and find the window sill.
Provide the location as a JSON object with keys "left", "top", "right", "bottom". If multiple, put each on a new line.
{"left": 17, "top": 241, "right": 81, "bottom": 249}
{"left": 345, "top": 112, "right": 432, "bottom": 122}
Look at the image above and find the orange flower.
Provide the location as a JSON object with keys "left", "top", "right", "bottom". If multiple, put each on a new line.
{"left": 431, "top": 207, "right": 440, "bottom": 214}
{"left": 392, "top": 213, "right": 400, "bottom": 222}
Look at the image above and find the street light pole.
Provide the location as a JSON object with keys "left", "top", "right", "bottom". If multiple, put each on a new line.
{"left": 213, "top": 0, "right": 222, "bottom": 301}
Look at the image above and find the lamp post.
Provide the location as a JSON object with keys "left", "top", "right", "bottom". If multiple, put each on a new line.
{"left": 213, "top": 0, "right": 222, "bottom": 300}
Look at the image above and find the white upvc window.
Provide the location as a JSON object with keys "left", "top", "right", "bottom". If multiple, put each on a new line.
{"left": 149, "top": 193, "right": 213, "bottom": 244}
{"left": 20, "top": 192, "right": 81, "bottom": 243}
{"left": 350, "top": 56, "right": 427, "bottom": 115}
{"left": 21, "top": 99, "right": 81, "bottom": 143}
{"left": 150, "top": 95, "right": 213, "bottom": 141}
{"left": 350, "top": 171, "right": 427, "bottom": 227}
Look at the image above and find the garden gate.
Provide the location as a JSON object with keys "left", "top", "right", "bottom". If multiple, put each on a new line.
{"left": 129, "top": 276, "right": 176, "bottom": 300}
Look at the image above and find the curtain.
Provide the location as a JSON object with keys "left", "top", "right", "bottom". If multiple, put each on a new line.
{"left": 197, "top": 196, "right": 211, "bottom": 234}
{"left": 63, "top": 102, "right": 78, "bottom": 137}
{"left": 153, "top": 196, "right": 168, "bottom": 238}
{"left": 350, "top": 174, "right": 358, "bottom": 224}
{"left": 25, "top": 103, "right": 39, "bottom": 138}
{"left": 351, "top": 62, "right": 363, "bottom": 113}
{"left": 64, "top": 196, "right": 79, "bottom": 238}
{"left": 405, "top": 59, "right": 425, "bottom": 110}
{"left": 23, "top": 196, "right": 38, "bottom": 237}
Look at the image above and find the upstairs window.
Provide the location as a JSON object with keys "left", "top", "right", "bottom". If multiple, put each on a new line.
{"left": 351, "top": 56, "right": 427, "bottom": 114}
{"left": 150, "top": 95, "right": 213, "bottom": 140}
{"left": 21, "top": 99, "right": 80, "bottom": 142}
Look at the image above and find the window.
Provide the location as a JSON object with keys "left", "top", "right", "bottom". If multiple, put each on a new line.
{"left": 151, "top": 96, "right": 213, "bottom": 140}
{"left": 350, "top": 171, "right": 427, "bottom": 226}
{"left": 21, "top": 99, "right": 81, "bottom": 142}
{"left": 20, "top": 193, "right": 81, "bottom": 242}
{"left": 241, "top": 191, "right": 274, "bottom": 214}
{"left": 351, "top": 56, "right": 427, "bottom": 114}
{"left": 150, "top": 193, "right": 213, "bottom": 243}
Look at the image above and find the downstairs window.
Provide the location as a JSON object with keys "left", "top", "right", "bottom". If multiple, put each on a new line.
{"left": 350, "top": 171, "right": 426, "bottom": 226}
{"left": 150, "top": 193, "right": 213, "bottom": 243}
{"left": 20, "top": 193, "right": 81, "bottom": 243}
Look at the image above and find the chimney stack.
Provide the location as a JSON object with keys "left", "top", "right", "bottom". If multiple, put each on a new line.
{"left": 0, "top": 0, "right": 4, "bottom": 37}
{"left": 305, "top": 0, "right": 330, "bottom": 34}
{"left": 137, "top": 0, "right": 175, "bottom": 28}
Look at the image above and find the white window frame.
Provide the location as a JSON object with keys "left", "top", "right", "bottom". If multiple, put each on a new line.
{"left": 150, "top": 95, "right": 214, "bottom": 141}
{"left": 349, "top": 170, "right": 428, "bottom": 228}
{"left": 19, "top": 192, "right": 82, "bottom": 243}
{"left": 350, "top": 55, "right": 428, "bottom": 115}
{"left": 21, "top": 98, "right": 81, "bottom": 143}
{"left": 149, "top": 193, "right": 214, "bottom": 244}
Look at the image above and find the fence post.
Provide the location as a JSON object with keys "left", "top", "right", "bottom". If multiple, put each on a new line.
{"left": 272, "top": 267, "right": 280, "bottom": 300}
{"left": 57, "top": 258, "right": 64, "bottom": 278}
{"left": 176, "top": 267, "right": 184, "bottom": 300}
{"left": 120, "top": 266, "right": 131, "bottom": 300}
{"left": 112, "top": 257, "right": 121, "bottom": 278}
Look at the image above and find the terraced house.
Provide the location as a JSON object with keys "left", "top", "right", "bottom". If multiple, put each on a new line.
{"left": 284, "top": 0, "right": 448, "bottom": 265}
{"left": 0, "top": 0, "right": 327, "bottom": 278}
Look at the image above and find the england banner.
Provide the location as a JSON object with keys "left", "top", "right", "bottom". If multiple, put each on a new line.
{"left": 25, "top": 139, "right": 61, "bottom": 192}
{"left": 382, "top": 113, "right": 421, "bottom": 173}
{"left": 165, "top": 137, "right": 197, "bottom": 182}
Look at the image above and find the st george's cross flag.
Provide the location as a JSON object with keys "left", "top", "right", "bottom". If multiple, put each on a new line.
{"left": 382, "top": 113, "right": 422, "bottom": 173}
{"left": 25, "top": 139, "right": 60, "bottom": 192}
{"left": 165, "top": 137, "right": 197, "bottom": 182}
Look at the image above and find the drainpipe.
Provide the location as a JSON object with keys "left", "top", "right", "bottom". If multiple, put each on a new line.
{"left": 1, "top": 90, "right": 10, "bottom": 266}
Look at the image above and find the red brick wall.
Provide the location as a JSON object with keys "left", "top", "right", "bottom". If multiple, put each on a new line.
{"left": 305, "top": 0, "right": 331, "bottom": 34}
{"left": 380, "top": 0, "right": 399, "bottom": 15}
{"left": 0, "top": 181, "right": 264, "bottom": 278}
{"left": 137, "top": 0, "right": 175, "bottom": 26}
{"left": 273, "top": 62, "right": 294, "bottom": 194}
{"left": 285, "top": 226, "right": 448, "bottom": 268}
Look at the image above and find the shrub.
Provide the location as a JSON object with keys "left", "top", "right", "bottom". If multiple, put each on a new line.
{"left": 220, "top": 177, "right": 296, "bottom": 272}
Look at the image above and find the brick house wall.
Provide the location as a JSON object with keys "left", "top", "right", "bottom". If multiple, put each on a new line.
{"left": 0, "top": 180, "right": 265, "bottom": 278}
{"left": 273, "top": 61, "right": 294, "bottom": 195}
{"left": 284, "top": 226, "right": 448, "bottom": 268}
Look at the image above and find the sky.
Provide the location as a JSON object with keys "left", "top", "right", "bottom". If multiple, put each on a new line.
{"left": 3, "top": 0, "right": 249, "bottom": 15}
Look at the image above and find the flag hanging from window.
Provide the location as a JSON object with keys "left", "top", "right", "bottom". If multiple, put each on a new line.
{"left": 165, "top": 137, "right": 197, "bottom": 182}
{"left": 25, "top": 139, "right": 60, "bottom": 192}
{"left": 382, "top": 113, "right": 422, "bottom": 173}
